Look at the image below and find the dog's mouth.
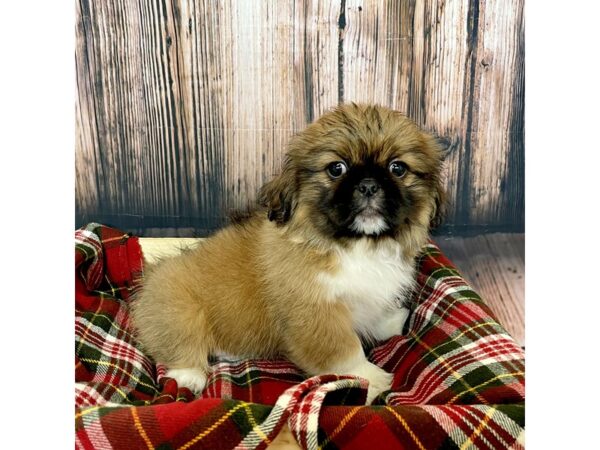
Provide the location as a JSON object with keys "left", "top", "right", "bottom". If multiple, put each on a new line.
{"left": 357, "top": 205, "right": 382, "bottom": 218}
{"left": 348, "top": 205, "right": 389, "bottom": 236}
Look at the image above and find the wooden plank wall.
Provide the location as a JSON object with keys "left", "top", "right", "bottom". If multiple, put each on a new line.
{"left": 76, "top": 0, "right": 524, "bottom": 237}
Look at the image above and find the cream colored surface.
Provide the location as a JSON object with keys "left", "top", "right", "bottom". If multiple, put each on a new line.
{"left": 138, "top": 238, "right": 202, "bottom": 263}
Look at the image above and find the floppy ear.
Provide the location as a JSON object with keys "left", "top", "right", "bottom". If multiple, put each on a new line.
{"left": 422, "top": 133, "right": 447, "bottom": 230}
{"left": 429, "top": 174, "right": 446, "bottom": 229}
{"left": 435, "top": 136, "right": 453, "bottom": 161}
{"left": 258, "top": 158, "right": 298, "bottom": 224}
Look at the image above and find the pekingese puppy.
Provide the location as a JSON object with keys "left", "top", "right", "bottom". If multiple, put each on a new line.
{"left": 131, "top": 103, "right": 445, "bottom": 403}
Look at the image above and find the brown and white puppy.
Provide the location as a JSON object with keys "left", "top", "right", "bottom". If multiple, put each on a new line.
{"left": 131, "top": 103, "right": 445, "bottom": 403}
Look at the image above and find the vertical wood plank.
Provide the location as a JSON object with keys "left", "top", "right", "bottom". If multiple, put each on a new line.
{"left": 75, "top": 0, "right": 100, "bottom": 215}
{"left": 76, "top": 0, "right": 228, "bottom": 232}
{"left": 342, "top": 1, "right": 416, "bottom": 113}
{"left": 468, "top": 0, "right": 524, "bottom": 228}
{"left": 219, "top": 0, "right": 341, "bottom": 210}
{"left": 414, "top": 0, "right": 474, "bottom": 228}
{"left": 182, "top": 0, "right": 228, "bottom": 226}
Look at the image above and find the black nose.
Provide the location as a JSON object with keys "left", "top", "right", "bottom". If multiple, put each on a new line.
{"left": 357, "top": 178, "right": 379, "bottom": 197}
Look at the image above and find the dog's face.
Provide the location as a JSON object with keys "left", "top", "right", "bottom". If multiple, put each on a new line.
{"left": 259, "top": 104, "right": 445, "bottom": 242}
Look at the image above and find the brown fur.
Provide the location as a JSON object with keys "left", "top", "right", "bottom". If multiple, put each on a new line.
{"left": 131, "top": 103, "right": 445, "bottom": 401}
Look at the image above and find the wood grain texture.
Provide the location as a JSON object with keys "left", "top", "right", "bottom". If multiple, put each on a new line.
{"left": 341, "top": 0, "right": 524, "bottom": 232}
{"left": 75, "top": 0, "right": 524, "bottom": 237}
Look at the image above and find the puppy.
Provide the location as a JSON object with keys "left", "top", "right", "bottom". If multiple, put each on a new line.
{"left": 131, "top": 103, "right": 445, "bottom": 403}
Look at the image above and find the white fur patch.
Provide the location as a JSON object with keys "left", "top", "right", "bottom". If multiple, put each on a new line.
{"left": 166, "top": 368, "right": 207, "bottom": 393}
{"left": 372, "top": 306, "right": 411, "bottom": 341}
{"left": 350, "top": 215, "right": 389, "bottom": 235}
{"left": 349, "top": 360, "right": 394, "bottom": 404}
{"left": 330, "top": 350, "right": 393, "bottom": 404}
{"left": 318, "top": 239, "right": 415, "bottom": 338}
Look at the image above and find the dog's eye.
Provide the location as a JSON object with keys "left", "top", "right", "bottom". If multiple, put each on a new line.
{"left": 327, "top": 161, "right": 348, "bottom": 178}
{"left": 389, "top": 161, "right": 407, "bottom": 178}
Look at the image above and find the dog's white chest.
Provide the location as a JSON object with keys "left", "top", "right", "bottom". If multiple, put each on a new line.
{"left": 318, "top": 240, "right": 415, "bottom": 335}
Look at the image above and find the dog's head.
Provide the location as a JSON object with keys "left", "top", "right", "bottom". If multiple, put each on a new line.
{"left": 259, "top": 104, "right": 445, "bottom": 243}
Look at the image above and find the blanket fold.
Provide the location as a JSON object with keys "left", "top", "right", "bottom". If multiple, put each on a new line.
{"left": 75, "top": 224, "right": 524, "bottom": 450}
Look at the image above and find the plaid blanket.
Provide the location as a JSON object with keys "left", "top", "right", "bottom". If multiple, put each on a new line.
{"left": 75, "top": 223, "right": 525, "bottom": 449}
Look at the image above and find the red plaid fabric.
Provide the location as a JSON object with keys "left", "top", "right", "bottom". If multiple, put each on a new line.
{"left": 75, "top": 223, "right": 525, "bottom": 449}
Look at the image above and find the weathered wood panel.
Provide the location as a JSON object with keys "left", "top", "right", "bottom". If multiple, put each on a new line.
{"left": 218, "top": 0, "right": 341, "bottom": 210}
{"left": 340, "top": 0, "right": 524, "bottom": 230}
{"left": 469, "top": 0, "right": 524, "bottom": 227}
{"left": 75, "top": 0, "right": 524, "bottom": 237}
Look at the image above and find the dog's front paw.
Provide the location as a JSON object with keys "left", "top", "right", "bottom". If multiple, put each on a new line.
{"left": 166, "top": 368, "right": 207, "bottom": 393}
{"left": 365, "top": 365, "right": 393, "bottom": 404}
{"left": 349, "top": 361, "right": 393, "bottom": 404}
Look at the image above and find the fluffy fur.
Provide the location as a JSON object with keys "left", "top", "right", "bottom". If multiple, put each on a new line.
{"left": 131, "top": 103, "right": 445, "bottom": 403}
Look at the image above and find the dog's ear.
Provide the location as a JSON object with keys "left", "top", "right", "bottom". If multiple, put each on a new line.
{"left": 258, "top": 158, "right": 298, "bottom": 224}
{"left": 435, "top": 136, "right": 453, "bottom": 161}
{"left": 429, "top": 174, "right": 446, "bottom": 229}
{"left": 422, "top": 132, "right": 447, "bottom": 230}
